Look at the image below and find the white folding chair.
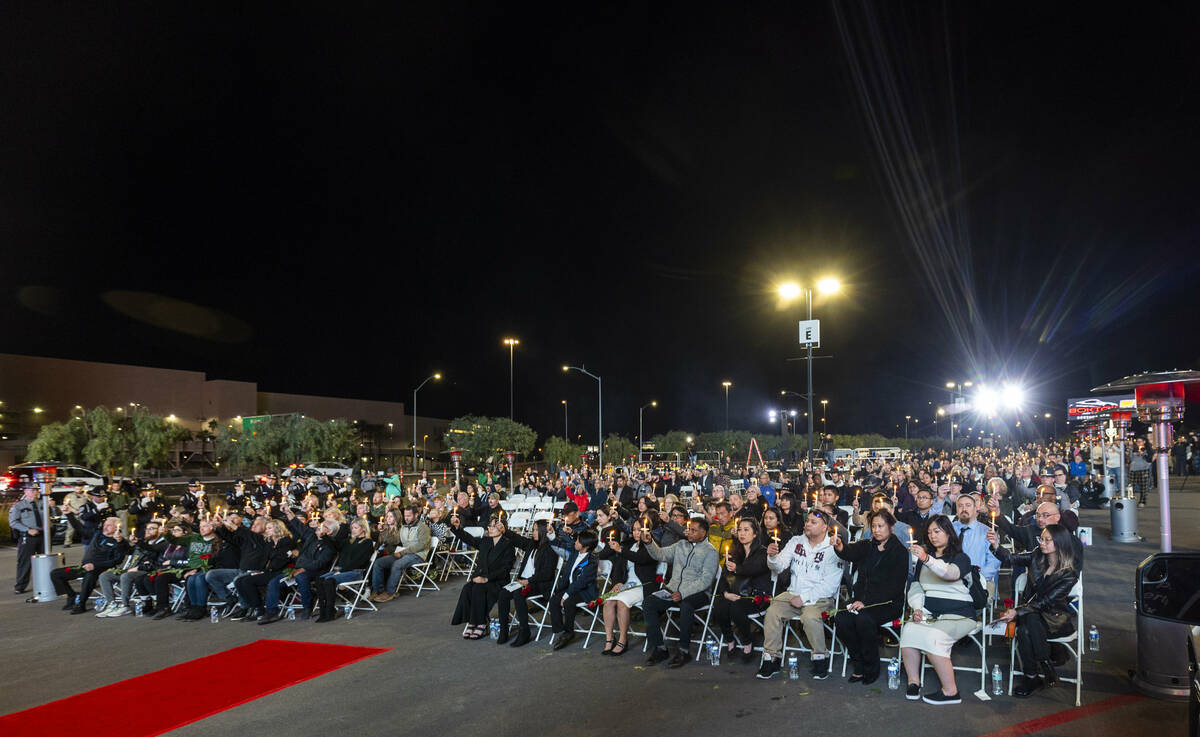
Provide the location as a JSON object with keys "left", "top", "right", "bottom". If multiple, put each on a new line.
{"left": 579, "top": 569, "right": 614, "bottom": 648}
{"left": 659, "top": 571, "right": 722, "bottom": 655}
{"left": 1008, "top": 573, "right": 1083, "bottom": 706}
{"left": 335, "top": 550, "right": 379, "bottom": 615}
{"left": 508, "top": 512, "right": 530, "bottom": 533}
{"left": 509, "top": 494, "right": 526, "bottom": 503}
{"left": 395, "top": 546, "right": 442, "bottom": 598}
{"left": 553, "top": 501, "right": 567, "bottom": 511}
{"left": 919, "top": 608, "right": 988, "bottom": 695}
{"left": 781, "top": 586, "right": 844, "bottom": 666}
{"left": 519, "top": 557, "right": 565, "bottom": 642}
{"left": 441, "top": 527, "right": 484, "bottom": 580}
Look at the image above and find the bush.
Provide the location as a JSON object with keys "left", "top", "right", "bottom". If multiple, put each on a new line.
{"left": 0, "top": 503, "right": 12, "bottom": 543}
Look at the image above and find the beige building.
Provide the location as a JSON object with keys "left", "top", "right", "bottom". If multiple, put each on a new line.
{"left": 0, "top": 353, "right": 448, "bottom": 469}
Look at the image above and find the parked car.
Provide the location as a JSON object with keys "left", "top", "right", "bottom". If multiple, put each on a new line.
{"left": 1, "top": 462, "right": 106, "bottom": 501}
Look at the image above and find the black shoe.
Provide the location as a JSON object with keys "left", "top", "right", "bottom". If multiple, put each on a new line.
{"left": 227, "top": 606, "right": 249, "bottom": 621}
{"left": 611, "top": 640, "right": 629, "bottom": 657}
{"left": 237, "top": 607, "right": 262, "bottom": 622}
{"left": 258, "top": 611, "right": 283, "bottom": 625}
{"left": 646, "top": 647, "right": 670, "bottom": 666}
{"left": 756, "top": 658, "right": 781, "bottom": 679}
{"left": 14, "top": 587, "right": 27, "bottom": 595}
{"left": 69, "top": 606, "right": 88, "bottom": 615}
{"left": 1039, "top": 660, "right": 1060, "bottom": 688}
{"left": 152, "top": 609, "right": 171, "bottom": 620}
{"left": 509, "top": 630, "right": 531, "bottom": 648}
{"left": 905, "top": 683, "right": 921, "bottom": 700}
{"left": 496, "top": 630, "right": 510, "bottom": 645}
{"left": 922, "top": 690, "right": 961, "bottom": 705}
{"left": 220, "top": 602, "right": 238, "bottom": 618}
{"left": 811, "top": 657, "right": 830, "bottom": 680}
{"left": 667, "top": 651, "right": 691, "bottom": 669}
{"left": 862, "top": 664, "right": 881, "bottom": 685}
{"left": 61, "top": 596, "right": 76, "bottom": 611}
{"left": 1013, "top": 675, "right": 1044, "bottom": 698}
{"left": 848, "top": 673, "right": 864, "bottom": 683}
{"left": 552, "top": 632, "right": 576, "bottom": 651}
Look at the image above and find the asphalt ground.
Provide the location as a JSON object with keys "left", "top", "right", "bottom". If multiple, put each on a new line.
{"left": 2, "top": 484, "right": 1196, "bottom": 737}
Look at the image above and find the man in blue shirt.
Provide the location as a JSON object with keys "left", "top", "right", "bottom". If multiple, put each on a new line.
{"left": 756, "top": 472, "right": 778, "bottom": 506}
{"left": 951, "top": 494, "right": 1000, "bottom": 596}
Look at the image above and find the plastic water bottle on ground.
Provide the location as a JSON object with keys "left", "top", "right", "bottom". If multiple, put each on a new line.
{"left": 787, "top": 656, "right": 799, "bottom": 680}
{"left": 1088, "top": 625, "right": 1099, "bottom": 651}
{"left": 887, "top": 658, "right": 901, "bottom": 690}
{"left": 344, "top": 603, "right": 353, "bottom": 620}
{"left": 490, "top": 618, "right": 500, "bottom": 639}
{"left": 210, "top": 605, "right": 219, "bottom": 623}
{"left": 96, "top": 596, "right": 106, "bottom": 610}
{"left": 286, "top": 605, "right": 296, "bottom": 621}
{"left": 134, "top": 599, "right": 144, "bottom": 617}
{"left": 703, "top": 638, "right": 714, "bottom": 663}
{"left": 709, "top": 641, "right": 721, "bottom": 667}
{"left": 992, "top": 664, "right": 1004, "bottom": 695}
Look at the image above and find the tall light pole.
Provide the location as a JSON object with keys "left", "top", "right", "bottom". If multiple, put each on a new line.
{"left": 563, "top": 365, "right": 602, "bottom": 470}
{"left": 905, "top": 415, "right": 911, "bottom": 441}
{"left": 412, "top": 372, "right": 441, "bottom": 472}
{"left": 780, "top": 278, "right": 840, "bottom": 466}
{"left": 561, "top": 400, "right": 568, "bottom": 439}
{"left": 638, "top": 400, "right": 657, "bottom": 462}
{"left": 820, "top": 399, "right": 829, "bottom": 435}
{"left": 721, "top": 381, "right": 732, "bottom": 431}
{"left": 944, "top": 380, "right": 973, "bottom": 445}
{"left": 503, "top": 338, "right": 519, "bottom": 420}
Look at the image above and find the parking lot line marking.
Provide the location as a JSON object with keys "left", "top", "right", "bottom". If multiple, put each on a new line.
{"left": 974, "top": 691, "right": 1146, "bottom": 737}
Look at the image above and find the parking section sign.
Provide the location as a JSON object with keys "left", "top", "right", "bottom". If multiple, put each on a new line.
{"left": 798, "top": 319, "right": 820, "bottom": 347}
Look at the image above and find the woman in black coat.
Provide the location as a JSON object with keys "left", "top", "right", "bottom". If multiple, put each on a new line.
{"left": 832, "top": 508, "right": 909, "bottom": 684}
{"left": 235, "top": 520, "right": 298, "bottom": 621}
{"left": 498, "top": 520, "right": 558, "bottom": 647}
{"left": 449, "top": 515, "right": 517, "bottom": 639}
{"left": 713, "top": 517, "right": 773, "bottom": 662}
{"left": 988, "top": 523, "right": 1080, "bottom": 697}
{"left": 599, "top": 516, "right": 662, "bottom": 656}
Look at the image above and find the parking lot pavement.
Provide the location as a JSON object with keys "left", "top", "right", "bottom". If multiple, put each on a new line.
{"left": 1, "top": 489, "right": 1195, "bottom": 737}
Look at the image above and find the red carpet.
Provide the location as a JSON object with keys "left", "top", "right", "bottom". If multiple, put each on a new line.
{"left": 0, "top": 639, "right": 390, "bottom": 737}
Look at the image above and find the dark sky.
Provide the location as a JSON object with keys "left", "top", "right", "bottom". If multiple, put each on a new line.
{"left": 2, "top": 2, "right": 1198, "bottom": 443}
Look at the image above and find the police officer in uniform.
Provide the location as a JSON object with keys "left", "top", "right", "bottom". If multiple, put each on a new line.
{"left": 129, "top": 481, "right": 166, "bottom": 529}
{"left": 8, "top": 479, "right": 43, "bottom": 594}
{"left": 179, "top": 479, "right": 204, "bottom": 515}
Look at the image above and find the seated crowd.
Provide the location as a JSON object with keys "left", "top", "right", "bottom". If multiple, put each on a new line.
{"left": 42, "top": 440, "right": 1086, "bottom": 705}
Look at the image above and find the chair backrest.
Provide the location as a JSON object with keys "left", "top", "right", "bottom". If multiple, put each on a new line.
{"left": 500, "top": 501, "right": 518, "bottom": 511}
{"left": 508, "top": 512, "right": 530, "bottom": 530}
{"left": 532, "top": 511, "right": 554, "bottom": 523}
{"left": 464, "top": 526, "right": 485, "bottom": 538}
{"left": 553, "top": 501, "right": 567, "bottom": 510}
{"left": 509, "top": 494, "right": 526, "bottom": 502}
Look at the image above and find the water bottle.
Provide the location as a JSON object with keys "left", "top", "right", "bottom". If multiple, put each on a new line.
{"left": 703, "top": 638, "right": 714, "bottom": 663}
{"left": 787, "top": 656, "right": 799, "bottom": 680}
{"left": 96, "top": 596, "right": 106, "bottom": 610}
{"left": 210, "top": 605, "right": 219, "bottom": 623}
{"left": 709, "top": 642, "right": 721, "bottom": 667}
{"left": 887, "top": 658, "right": 900, "bottom": 690}
{"left": 134, "top": 599, "right": 144, "bottom": 617}
{"left": 344, "top": 603, "right": 353, "bottom": 620}
{"left": 1088, "top": 625, "right": 1099, "bottom": 651}
{"left": 992, "top": 664, "right": 1004, "bottom": 696}
{"left": 489, "top": 618, "right": 500, "bottom": 639}
{"left": 286, "top": 605, "right": 296, "bottom": 621}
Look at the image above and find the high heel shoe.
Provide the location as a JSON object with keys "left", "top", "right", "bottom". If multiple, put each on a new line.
{"left": 601, "top": 638, "right": 615, "bottom": 655}
{"left": 610, "top": 640, "right": 628, "bottom": 657}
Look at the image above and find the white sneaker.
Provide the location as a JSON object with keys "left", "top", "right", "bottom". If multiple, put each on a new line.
{"left": 107, "top": 605, "right": 131, "bottom": 618}
{"left": 96, "top": 603, "right": 120, "bottom": 618}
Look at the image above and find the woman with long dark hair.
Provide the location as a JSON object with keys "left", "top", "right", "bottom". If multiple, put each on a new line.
{"left": 600, "top": 515, "right": 662, "bottom": 656}
{"left": 898, "top": 515, "right": 976, "bottom": 705}
{"left": 499, "top": 519, "right": 558, "bottom": 647}
{"left": 712, "top": 517, "right": 772, "bottom": 662}
{"left": 775, "top": 493, "right": 802, "bottom": 534}
{"left": 449, "top": 515, "right": 516, "bottom": 640}
{"left": 988, "top": 523, "right": 1079, "bottom": 696}
{"left": 832, "top": 509, "right": 908, "bottom": 684}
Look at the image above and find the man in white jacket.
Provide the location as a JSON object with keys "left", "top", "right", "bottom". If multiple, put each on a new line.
{"left": 756, "top": 509, "right": 844, "bottom": 680}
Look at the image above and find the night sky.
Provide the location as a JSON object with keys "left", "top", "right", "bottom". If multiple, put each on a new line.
{"left": 3, "top": 2, "right": 1198, "bottom": 441}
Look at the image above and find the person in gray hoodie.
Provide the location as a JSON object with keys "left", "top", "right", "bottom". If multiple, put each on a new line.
{"left": 642, "top": 517, "right": 719, "bottom": 669}
{"left": 371, "top": 506, "right": 431, "bottom": 602}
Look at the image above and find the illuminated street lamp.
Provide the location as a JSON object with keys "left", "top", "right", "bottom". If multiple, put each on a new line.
{"left": 778, "top": 276, "right": 842, "bottom": 464}
{"left": 412, "top": 372, "right": 442, "bottom": 472}
{"left": 722, "top": 381, "right": 732, "bottom": 431}
{"left": 638, "top": 400, "right": 657, "bottom": 462}
{"left": 563, "top": 365, "right": 602, "bottom": 470}
{"left": 503, "top": 338, "right": 519, "bottom": 420}
{"left": 561, "top": 400, "right": 568, "bottom": 440}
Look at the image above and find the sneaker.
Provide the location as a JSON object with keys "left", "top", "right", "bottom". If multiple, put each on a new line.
{"left": 108, "top": 605, "right": 131, "bottom": 618}
{"left": 905, "top": 683, "right": 921, "bottom": 700}
{"left": 922, "top": 690, "right": 961, "bottom": 705}
{"left": 811, "top": 657, "right": 830, "bottom": 680}
{"left": 756, "top": 658, "right": 781, "bottom": 680}
{"left": 96, "top": 603, "right": 119, "bottom": 618}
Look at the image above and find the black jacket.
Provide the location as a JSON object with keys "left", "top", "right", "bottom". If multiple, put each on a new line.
{"left": 82, "top": 534, "right": 130, "bottom": 572}
{"left": 834, "top": 535, "right": 908, "bottom": 623}
{"left": 215, "top": 524, "right": 272, "bottom": 571}
{"left": 263, "top": 539, "right": 296, "bottom": 574}
{"left": 606, "top": 540, "right": 660, "bottom": 589}
{"left": 133, "top": 536, "right": 169, "bottom": 572}
{"left": 333, "top": 537, "right": 375, "bottom": 573}
{"left": 129, "top": 495, "right": 166, "bottom": 529}
{"left": 505, "top": 531, "right": 559, "bottom": 592}
{"left": 451, "top": 525, "right": 517, "bottom": 585}
{"left": 287, "top": 517, "right": 335, "bottom": 573}
{"left": 994, "top": 546, "right": 1080, "bottom": 638}
{"left": 718, "top": 542, "right": 772, "bottom": 598}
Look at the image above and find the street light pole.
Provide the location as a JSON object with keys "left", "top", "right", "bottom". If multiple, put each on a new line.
{"left": 412, "top": 372, "right": 441, "bottom": 472}
{"left": 503, "top": 338, "right": 519, "bottom": 421}
{"left": 639, "top": 400, "right": 657, "bottom": 463}
{"left": 561, "top": 400, "right": 568, "bottom": 440}
{"left": 563, "top": 365, "right": 602, "bottom": 471}
{"left": 805, "top": 287, "right": 814, "bottom": 464}
{"left": 905, "top": 415, "right": 911, "bottom": 441}
{"left": 722, "top": 381, "right": 732, "bottom": 431}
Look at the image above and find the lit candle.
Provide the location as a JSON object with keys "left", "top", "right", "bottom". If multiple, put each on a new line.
{"left": 771, "top": 530, "right": 781, "bottom": 545}
{"left": 990, "top": 510, "right": 997, "bottom": 531}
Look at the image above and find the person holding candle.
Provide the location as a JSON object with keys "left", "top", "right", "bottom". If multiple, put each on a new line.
{"left": 713, "top": 517, "right": 772, "bottom": 662}
{"left": 951, "top": 495, "right": 1001, "bottom": 599}
{"left": 314, "top": 517, "right": 375, "bottom": 622}
{"left": 705, "top": 501, "right": 735, "bottom": 552}
{"left": 758, "top": 507, "right": 793, "bottom": 550}
{"left": 256, "top": 509, "right": 336, "bottom": 623}
{"left": 448, "top": 514, "right": 517, "bottom": 639}
{"left": 232, "top": 519, "right": 295, "bottom": 621}
{"left": 897, "top": 515, "right": 976, "bottom": 704}
{"left": 370, "top": 507, "right": 431, "bottom": 603}
{"left": 831, "top": 509, "right": 907, "bottom": 684}
{"left": 544, "top": 527, "right": 600, "bottom": 651}
{"left": 775, "top": 494, "right": 802, "bottom": 535}
{"left": 755, "top": 509, "right": 844, "bottom": 680}
{"left": 642, "top": 517, "right": 718, "bottom": 668}
{"left": 986, "top": 523, "right": 1080, "bottom": 696}
{"left": 497, "top": 520, "right": 558, "bottom": 646}
{"left": 599, "top": 517, "right": 660, "bottom": 654}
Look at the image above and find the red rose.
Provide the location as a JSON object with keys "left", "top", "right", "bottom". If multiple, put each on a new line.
{"left": 587, "top": 600, "right": 598, "bottom": 610}
{"left": 200, "top": 554, "right": 210, "bottom": 560}
{"left": 890, "top": 619, "right": 902, "bottom": 628}
{"left": 287, "top": 563, "right": 296, "bottom": 569}
{"left": 521, "top": 585, "right": 532, "bottom": 596}
{"left": 1003, "top": 598, "right": 1014, "bottom": 609}
{"left": 763, "top": 596, "right": 772, "bottom": 604}
{"left": 820, "top": 611, "right": 829, "bottom": 620}
{"left": 753, "top": 596, "right": 763, "bottom": 605}
{"left": 655, "top": 575, "right": 664, "bottom": 583}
